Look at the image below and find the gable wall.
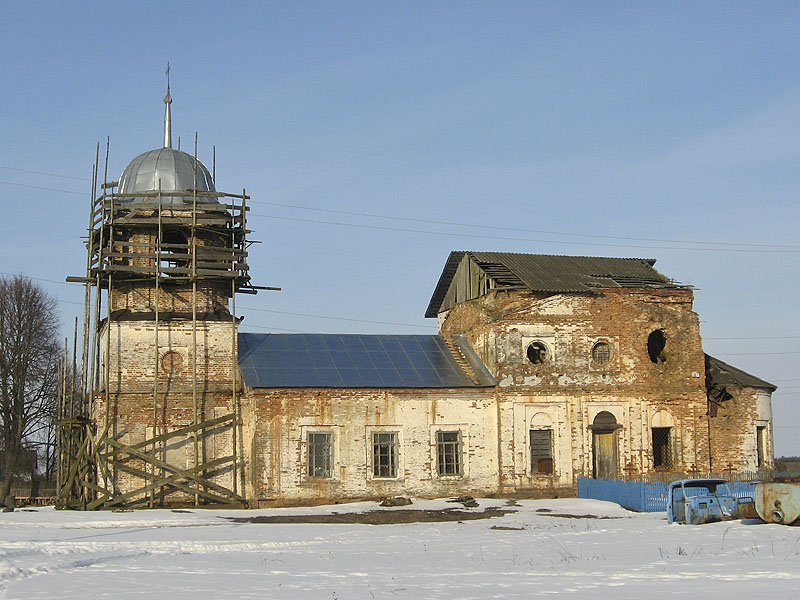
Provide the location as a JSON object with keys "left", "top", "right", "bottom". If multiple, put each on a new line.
{"left": 439, "top": 254, "right": 494, "bottom": 315}
{"left": 440, "top": 287, "right": 711, "bottom": 485}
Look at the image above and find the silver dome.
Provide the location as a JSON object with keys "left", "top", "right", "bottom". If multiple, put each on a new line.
{"left": 118, "top": 147, "right": 216, "bottom": 204}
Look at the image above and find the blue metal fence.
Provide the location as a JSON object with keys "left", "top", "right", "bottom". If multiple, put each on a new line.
{"left": 577, "top": 477, "right": 667, "bottom": 512}
{"left": 577, "top": 476, "right": 758, "bottom": 512}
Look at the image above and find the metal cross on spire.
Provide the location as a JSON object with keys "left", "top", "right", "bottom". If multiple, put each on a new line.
{"left": 163, "top": 62, "right": 172, "bottom": 148}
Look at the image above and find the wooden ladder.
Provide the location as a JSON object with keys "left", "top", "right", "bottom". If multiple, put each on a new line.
{"left": 443, "top": 335, "right": 481, "bottom": 385}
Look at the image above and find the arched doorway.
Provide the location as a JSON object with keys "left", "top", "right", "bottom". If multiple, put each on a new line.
{"left": 591, "top": 411, "right": 620, "bottom": 480}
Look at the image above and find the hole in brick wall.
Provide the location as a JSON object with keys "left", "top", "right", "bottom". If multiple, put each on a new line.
{"left": 526, "top": 341, "right": 549, "bottom": 364}
{"left": 648, "top": 329, "right": 667, "bottom": 363}
{"left": 159, "top": 228, "right": 190, "bottom": 274}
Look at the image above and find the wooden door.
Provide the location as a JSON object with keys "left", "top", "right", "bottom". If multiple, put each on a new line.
{"left": 593, "top": 431, "right": 617, "bottom": 480}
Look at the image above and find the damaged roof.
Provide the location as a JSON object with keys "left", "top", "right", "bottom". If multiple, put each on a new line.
{"left": 705, "top": 354, "right": 777, "bottom": 392}
{"left": 238, "top": 333, "right": 495, "bottom": 389}
{"left": 426, "top": 251, "right": 688, "bottom": 318}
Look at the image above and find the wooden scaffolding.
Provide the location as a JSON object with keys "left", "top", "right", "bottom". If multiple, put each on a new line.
{"left": 58, "top": 146, "right": 265, "bottom": 509}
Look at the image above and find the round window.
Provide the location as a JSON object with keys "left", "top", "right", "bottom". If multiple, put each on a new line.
{"left": 526, "top": 341, "right": 549, "bottom": 365}
{"left": 591, "top": 342, "right": 612, "bottom": 365}
{"left": 161, "top": 350, "right": 183, "bottom": 374}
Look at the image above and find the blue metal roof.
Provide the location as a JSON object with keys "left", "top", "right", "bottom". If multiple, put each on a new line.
{"left": 238, "top": 333, "right": 494, "bottom": 389}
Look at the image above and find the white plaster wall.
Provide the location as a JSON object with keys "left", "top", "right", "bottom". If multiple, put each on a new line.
{"left": 250, "top": 391, "right": 500, "bottom": 504}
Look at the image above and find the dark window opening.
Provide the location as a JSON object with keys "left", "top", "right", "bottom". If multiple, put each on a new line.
{"left": 373, "top": 432, "right": 398, "bottom": 478}
{"left": 757, "top": 426, "right": 767, "bottom": 467}
{"left": 652, "top": 427, "right": 672, "bottom": 468}
{"left": 530, "top": 429, "right": 553, "bottom": 474}
{"left": 158, "top": 229, "right": 190, "bottom": 273}
{"left": 436, "top": 431, "right": 462, "bottom": 476}
{"left": 648, "top": 329, "right": 667, "bottom": 363}
{"left": 591, "top": 342, "right": 612, "bottom": 365}
{"left": 526, "top": 341, "right": 549, "bottom": 365}
{"left": 307, "top": 432, "right": 332, "bottom": 478}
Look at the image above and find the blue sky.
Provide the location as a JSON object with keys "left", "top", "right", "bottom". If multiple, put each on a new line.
{"left": 1, "top": 2, "right": 799, "bottom": 454}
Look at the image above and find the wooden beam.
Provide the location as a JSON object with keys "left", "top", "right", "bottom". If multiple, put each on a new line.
{"left": 95, "top": 455, "right": 239, "bottom": 509}
{"left": 123, "top": 414, "right": 234, "bottom": 452}
{"left": 101, "top": 436, "right": 242, "bottom": 500}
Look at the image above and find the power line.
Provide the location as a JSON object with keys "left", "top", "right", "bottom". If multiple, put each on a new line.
{"left": 238, "top": 305, "right": 433, "bottom": 329}
{"left": 0, "top": 180, "right": 86, "bottom": 196}
{"left": 5, "top": 273, "right": 800, "bottom": 339}
{"left": 3, "top": 164, "right": 800, "bottom": 253}
{"left": 0, "top": 166, "right": 91, "bottom": 182}
{"left": 252, "top": 200, "right": 800, "bottom": 250}
{"left": 253, "top": 213, "right": 800, "bottom": 254}
{"left": 239, "top": 324, "right": 310, "bottom": 333}
{"left": 58, "top": 299, "right": 84, "bottom": 306}
{"left": 0, "top": 272, "right": 433, "bottom": 330}
{"left": 0, "top": 272, "right": 82, "bottom": 286}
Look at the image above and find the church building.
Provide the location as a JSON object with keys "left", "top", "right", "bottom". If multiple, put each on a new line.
{"left": 61, "top": 88, "right": 776, "bottom": 509}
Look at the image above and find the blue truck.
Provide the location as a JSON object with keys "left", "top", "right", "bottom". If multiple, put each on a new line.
{"left": 667, "top": 479, "right": 741, "bottom": 524}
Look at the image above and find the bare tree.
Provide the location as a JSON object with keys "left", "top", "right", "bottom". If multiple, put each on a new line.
{"left": 0, "top": 275, "right": 59, "bottom": 508}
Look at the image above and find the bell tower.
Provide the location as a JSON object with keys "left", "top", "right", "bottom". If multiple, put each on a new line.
{"left": 61, "top": 74, "right": 263, "bottom": 509}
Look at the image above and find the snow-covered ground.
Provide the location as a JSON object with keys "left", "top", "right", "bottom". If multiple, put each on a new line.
{"left": 1, "top": 498, "right": 798, "bottom": 599}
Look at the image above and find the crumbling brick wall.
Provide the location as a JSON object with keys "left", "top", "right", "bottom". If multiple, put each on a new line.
{"left": 94, "top": 316, "right": 241, "bottom": 502}
{"left": 709, "top": 387, "right": 773, "bottom": 472}
{"left": 440, "top": 287, "right": 711, "bottom": 488}
{"left": 99, "top": 320, "right": 237, "bottom": 393}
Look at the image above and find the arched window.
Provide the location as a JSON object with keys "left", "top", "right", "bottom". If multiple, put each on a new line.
{"left": 592, "top": 411, "right": 618, "bottom": 431}
{"left": 591, "top": 341, "right": 612, "bottom": 365}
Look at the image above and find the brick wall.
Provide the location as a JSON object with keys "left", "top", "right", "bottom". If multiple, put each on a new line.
{"left": 709, "top": 387, "right": 774, "bottom": 472}
{"left": 99, "top": 320, "right": 238, "bottom": 393}
{"left": 109, "top": 228, "right": 232, "bottom": 313}
{"left": 441, "top": 288, "right": 711, "bottom": 485}
{"left": 97, "top": 273, "right": 766, "bottom": 506}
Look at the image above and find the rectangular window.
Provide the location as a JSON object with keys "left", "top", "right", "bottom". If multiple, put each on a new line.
{"left": 372, "top": 432, "right": 398, "bottom": 478}
{"left": 757, "top": 426, "right": 767, "bottom": 467}
{"left": 530, "top": 429, "right": 553, "bottom": 474}
{"left": 652, "top": 427, "right": 672, "bottom": 468}
{"left": 436, "top": 431, "right": 462, "bottom": 476}
{"left": 307, "top": 432, "right": 332, "bottom": 478}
